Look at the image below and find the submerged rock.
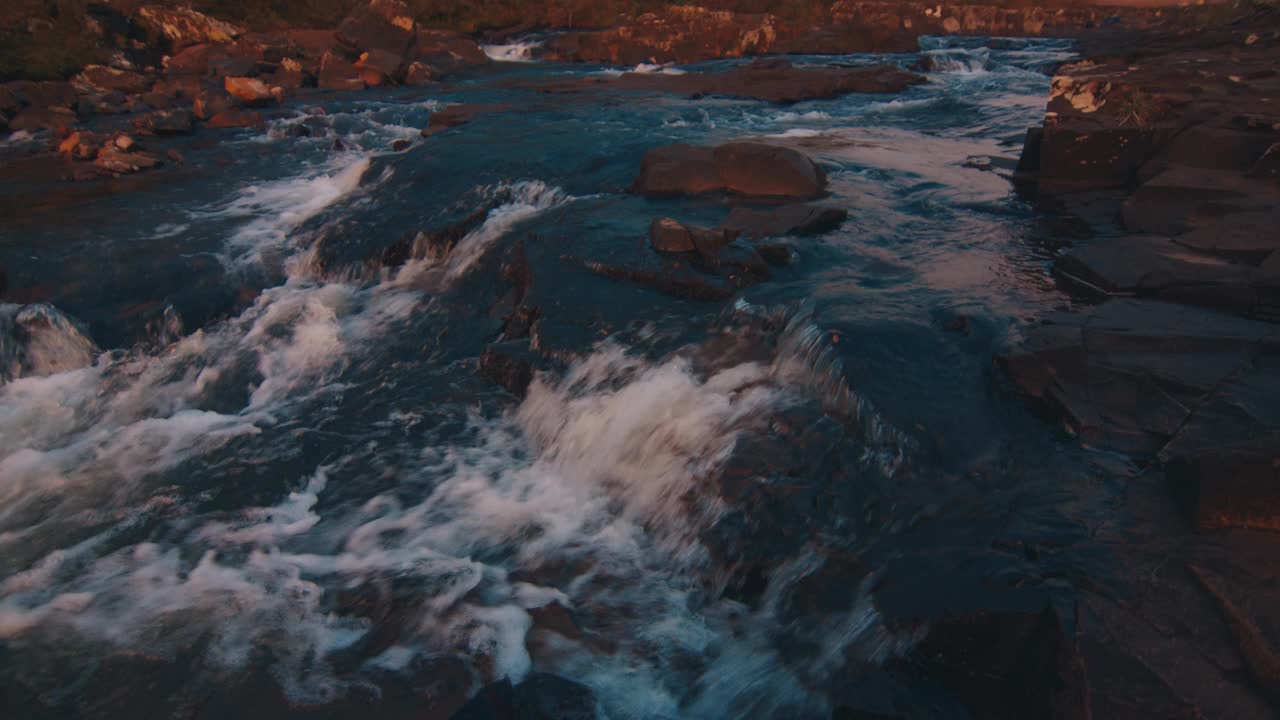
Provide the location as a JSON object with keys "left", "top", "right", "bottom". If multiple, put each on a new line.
{"left": 723, "top": 203, "right": 848, "bottom": 238}
{"left": 420, "top": 104, "right": 511, "bottom": 136}
{"left": 607, "top": 58, "right": 926, "bottom": 104}
{"left": 451, "top": 673, "right": 597, "bottom": 720}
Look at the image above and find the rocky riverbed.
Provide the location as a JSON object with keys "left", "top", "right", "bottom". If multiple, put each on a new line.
{"left": 2, "top": 1, "right": 1280, "bottom": 719}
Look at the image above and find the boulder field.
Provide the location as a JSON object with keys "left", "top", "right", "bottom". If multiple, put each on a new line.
{"left": 0, "top": 0, "right": 493, "bottom": 180}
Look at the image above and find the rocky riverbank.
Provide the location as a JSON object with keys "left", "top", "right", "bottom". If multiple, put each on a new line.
{"left": 0, "top": 0, "right": 492, "bottom": 183}
{"left": 1006, "top": 4, "right": 1280, "bottom": 716}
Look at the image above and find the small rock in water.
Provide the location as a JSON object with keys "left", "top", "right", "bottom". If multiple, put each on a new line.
{"left": 223, "top": 76, "right": 278, "bottom": 107}
{"left": 391, "top": 139, "right": 411, "bottom": 152}
{"left": 649, "top": 217, "right": 695, "bottom": 253}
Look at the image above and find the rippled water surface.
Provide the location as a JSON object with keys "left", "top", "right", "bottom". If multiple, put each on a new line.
{"left": 0, "top": 37, "right": 1114, "bottom": 719}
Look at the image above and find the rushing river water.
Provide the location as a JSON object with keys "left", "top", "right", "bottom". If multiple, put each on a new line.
{"left": 0, "top": 37, "right": 1121, "bottom": 719}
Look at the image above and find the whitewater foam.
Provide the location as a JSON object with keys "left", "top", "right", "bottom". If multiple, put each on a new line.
{"left": 482, "top": 36, "right": 546, "bottom": 63}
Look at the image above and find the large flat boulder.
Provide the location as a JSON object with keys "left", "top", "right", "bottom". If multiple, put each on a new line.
{"left": 635, "top": 141, "right": 827, "bottom": 200}
{"left": 1054, "top": 235, "right": 1280, "bottom": 320}
{"left": 1000, "top": 299, "right": 1280, "bottom": 457}
{"left": 1121, "top": 166, "right": 1280, "bottom": 236}
{"left": 1173, "top": 209, "right": 1280, "bottom": 263}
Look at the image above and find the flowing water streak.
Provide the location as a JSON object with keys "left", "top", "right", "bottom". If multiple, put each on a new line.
{"left": 441, "top": 181, "right": 574, "bottom": 281}
{"left": 213, "top": 154, "right": 377, "bottom": 269}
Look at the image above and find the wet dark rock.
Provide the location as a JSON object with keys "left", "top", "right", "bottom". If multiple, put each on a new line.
{"left": 1161, "top": 365, "right": 1280, "bottom": 531}
{"left": 1053, "top": 234, "right": 1280, "bottom": 320}
{"left": 4, "top": 81, "right": 77, "bottom": 112}
{"left": 689, "top": 224, "right": 738, "bottom": 263}
{"left": 1138, "top": 122, "right": 1277, "bottom": 182}
{"left": 391, "top": 139, "right": 411, "bottom": 152}
{"left": 414, "top": 30, "right": 491, "bottom": 77}
{"left": 205, "top": 109, "right": 263, "bottom": 130}
{"left": 404, "top": 61, "right": 434, "bottom": 86}
{"left": 723, "top": 203, "right": 848, "bottom": 238}
{"left": 479, "top": 340, "right": 538, "bottom": 397}
{"left": 209, "top": 54, "right": 261, "bottom": 82}
{"left": 271, "top": 58, "right": 307, "bottom": 90}
{"left": 165, "top": 43, "right": 216, "bottom": 75}
{"left": 132, "top": 5, "right": 244, "bottom": 53}
{"left": 1250, "top": 142, "right": 1280, "bottom": 181}
{"left": 355, "top": 49, "right": 407, "bottom": 86}
{"left": 874, "top": 550, "right": 1087, "bottom": 720}
{"left": 421, "top": 104, "right": 511, "bottom": 137}
{"left": 7, "top": 106, "right": 77, "bottom": 133}
{"left": 1172, "top": 209, "right": 1280, "bottom": 264}
{"left": 94, "top": 147, "right": 162, "bottom": 175}
{"left": 698, "top": 239, "right": 770, "bottom": 286}
{"left": 606, "top": 59, "right": 926, "bottom": 104}
{"left": 319, "top": 51, "right": 365, "bottom": 92}
{"left": 193, "top": 90, "right": 235, "bottom": 121}
{"left": 224, "top": 77, "right": 280, "bottom": 107}
{"left": 1036, "top": 125, "right": 1163, "bottom": 197}
{"left": 336, "top": 0, "right": 418, "bottom": 58}
{"left": 450, "top": 673, "right": 597, "bottom": 720}
{"left": 635, "top": 141, "right": 827, "bottom": 199}
{"left": 76, "top": 65, "right": 153, "bottom": 95}
{"left": 566, "top": 251, "right": 736, "bottom": 302}
{"left": 134, "top": 108, "right": 195, "bottom": 135}
{"left": 649, "top": 217, "right": 696, "bottom": 253}
{"left": 753, "top": 241, "right": 795, "bottom": 265}
{"left": 1121, "top": 166, "right": 1280, "bottom": 236}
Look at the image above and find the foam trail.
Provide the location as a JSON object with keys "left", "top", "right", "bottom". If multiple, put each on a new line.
{"left": 443, "top": 181, "right": 571, "bottom": 280}
{"left": 481, "top": 36, "right": 546, "bottom": 62}
{"left": 218, "top": 156, "right": 374, "bottom": 268}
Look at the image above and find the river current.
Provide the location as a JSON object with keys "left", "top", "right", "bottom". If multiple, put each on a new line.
{"left": 0, "top": 37, "right": 1119, "bottom": 719}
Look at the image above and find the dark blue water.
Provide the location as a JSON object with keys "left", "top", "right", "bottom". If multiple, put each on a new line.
{"left": 0, "top": 37, "right": 1117, "bottom": 718}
